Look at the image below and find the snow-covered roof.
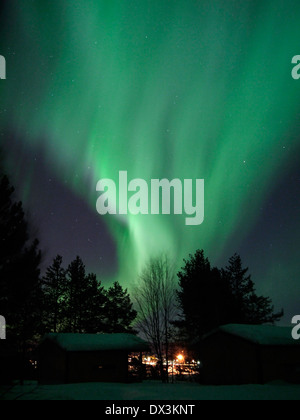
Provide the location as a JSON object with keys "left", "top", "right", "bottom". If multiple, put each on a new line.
{"left": 42, "top": 333, "right": 150, "bottom": 352}
{"left": 217, "top": 324, "right": 299, "bottom": 346}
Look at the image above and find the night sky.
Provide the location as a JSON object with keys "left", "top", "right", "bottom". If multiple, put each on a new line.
{"left": 0, "top": 0, "right": 299, "bottom": 324}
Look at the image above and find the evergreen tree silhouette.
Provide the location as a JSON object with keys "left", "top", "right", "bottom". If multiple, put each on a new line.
{"left": 0, "top": 172, "right": 43, "bottom": 338}
{"left": 105, "top": 281, "right": 137, "bottom": 333}
{"left": 177, "top": 250, "right": 283, "bottom": 343}
{"left": 63, "top": 256, "right": 108, "bottom": 333}
{"left": 42, "top": 255, "right": 67, "bottom": 333}
{"left": 223, "top": 253, "right": 283, "bottom": 325}
{"left": 177, "top": 250, "right": 231, "bottom": 340}
{"left": 0, "top": 171, "right": 42, "bottom": 383}
{"left": 80, "top": 272, "right": 107, "bottom": 334}
{"left": 65, "top": 256, "right": 88, "bottom": 333}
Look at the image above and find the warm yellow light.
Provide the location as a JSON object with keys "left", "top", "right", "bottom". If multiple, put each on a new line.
{"left": 177, "top": 354, "right": 184, "bottom": 362}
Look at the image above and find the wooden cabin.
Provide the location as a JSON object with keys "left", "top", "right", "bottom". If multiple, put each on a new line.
{"left": 200, "top": 324, "right": 300, "bottom": 385}
{"left": 38, "top": 333, "right": 149, "bottom": 384}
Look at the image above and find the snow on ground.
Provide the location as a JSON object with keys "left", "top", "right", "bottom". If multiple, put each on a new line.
{"left": 1, "top": 380, "right": 300, "bottom": 400}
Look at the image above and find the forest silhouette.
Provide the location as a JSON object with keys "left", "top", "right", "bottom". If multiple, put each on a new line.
{"left": 0, "top": 168, "right": 283, "bottom": 384}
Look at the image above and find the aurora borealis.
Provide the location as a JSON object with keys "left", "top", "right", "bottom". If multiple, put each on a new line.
{"left": 0, "top": 0, "right": 299, "bottom": 323}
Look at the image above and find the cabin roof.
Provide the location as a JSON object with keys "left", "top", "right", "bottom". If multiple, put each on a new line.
{"left": 205, "top": 324, "right": 299, "bottom": 346}
{"left": 41, "top": 333, "right": 150, "bottom": 352}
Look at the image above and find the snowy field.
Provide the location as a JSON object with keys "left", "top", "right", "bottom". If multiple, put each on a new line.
{"left": 1, "top": 380, "right": 300, "bottom": 400}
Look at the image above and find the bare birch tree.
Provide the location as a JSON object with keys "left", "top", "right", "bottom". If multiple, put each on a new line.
{"left": 134, "top": 255, "right": 177, "bottom": 382}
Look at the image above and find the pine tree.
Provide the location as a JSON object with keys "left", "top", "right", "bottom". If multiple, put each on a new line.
{"left": 176, "top": 250, "right": 283, "bottom": 343}
{"left": 223, "top": 254, "right": 283, "bottom": 325}
{"left": 42, "top": 255, "right": 67, "bottom": 333}
{"left": 0, "top": 171, "right": 43, "bottom": 383}
{"left": 0, "top": 173, "right": 43, "bottom": 338}
{"left": 105, "top": 282, "right": 137, "bottom": 333}
{"left": 176, "top": 249, "right": 232, "bottom": 339}
{"left": 64, "top": 257, "right": 108, "bottom": 333}
{"left": 80, "top": 273, "right": 107, "bottom": 334}
{"left": 221, "top": 253, "right": 255, "bottom": 323}
{"left": 65, "top": 256, "right": 87, "bottom": 333}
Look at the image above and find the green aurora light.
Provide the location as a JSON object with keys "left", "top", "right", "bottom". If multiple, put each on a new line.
{"left": 0, "top": 1, "right": 299, "bottom": 318}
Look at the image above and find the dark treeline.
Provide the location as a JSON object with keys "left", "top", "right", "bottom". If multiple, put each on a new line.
{"left": 134, "top": 251, "right": 283, "bottom": 382}
{"left": 0, "top": 171, "right": 43, "bottom": 383}
{"left": 0, "top": 170, "right": 137, "bottom": 383}
{"left": 0, "top": 168, "right": 283, "bottom": 384}
{"left": 175, "top": 250, "right": 283, "bottom": 345}
{"left": 0, "top": 170, "right": 136, "bottom": 337}
{"left": 43, "top": 255, "right": 137, "bottom": 335}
